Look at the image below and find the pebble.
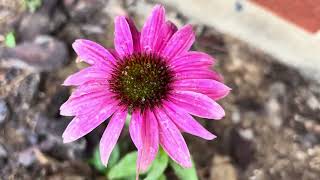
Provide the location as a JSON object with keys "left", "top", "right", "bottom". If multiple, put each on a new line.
{"left": 210, "top": 155, "right": 238, "bottom": 180}
{"left": 0, "top": 99, "right": 8, "bottom": 124}
{"left": 0, "top": 144, "right": 7, "bottom": 158}
{"left": 0, "top": 36, "right": 68, "bottom": 72}
{"left": 18, "top": 149, "right": 36, "bottom": 167}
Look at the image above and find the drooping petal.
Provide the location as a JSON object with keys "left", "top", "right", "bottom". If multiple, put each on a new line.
{"left": 172, "top": 79, "right": 231, "bottom": 100}
{"left": 174, "top": 69, "right": 223, "bottom": 82}
{"left": 62, "top": 100, "right": 119, "bottom": 143}
{"left": 137, "top": 109, "right": 159, "bottom": 172}
{"left": 129, "top": 109, "right": 143, "bottom": 149}
{"left": 72, "top": 39, "right": 116, "bottom": 67}
{"left": 60, "top": 92, "right": 110, "bottom": 116}
{"left": 154, "top": 21, "right": 177, "bottom": 52}
{"left": 169, "top": 90, "right": 225, "bottom": 119}
{"left": 100, "top": 108, "right": 128, "bottom": 166}
{"left": 154, "top": 108, "right": 192, "bottom": 168}
{"left": 140, "top": 4, "right": 165, "bottom": 52}
{"left": 161, "top": 24, "right": 195, "bottom": 60}
{"left": 62, "top": 66, "right": 110, "bottom": 86}
{"left": 169, "top": 51, "right": 214, "bottom": 69}
{"left": 114, "top": 16, "right": 134, "bottom": 57}
{"left": 163, "top": 101, "right": 216, "bottom": 140}
{"left": 126, "top": 17, "right": 141, "bottom": 53}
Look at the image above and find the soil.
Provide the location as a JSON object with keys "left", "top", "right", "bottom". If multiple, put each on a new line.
{"left": 0, "top": 0, "right": 319, "bottom": 180}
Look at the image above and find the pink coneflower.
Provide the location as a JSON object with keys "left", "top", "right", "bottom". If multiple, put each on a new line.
{"left": 61, "top": 4, "right": 230, "bottom": 174}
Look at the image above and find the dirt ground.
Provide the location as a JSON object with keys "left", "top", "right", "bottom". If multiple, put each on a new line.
{"left": 0, "top": 0, "right": 320, "bottom": 179}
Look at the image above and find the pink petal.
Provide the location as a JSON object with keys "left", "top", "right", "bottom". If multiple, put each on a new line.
{"left": 107, "top": 48, "right": 121, "bottom": 60}
{"left": 140, "top": 4, "right": 165, "bottom": 52}
{"left": 60, "top": 92, "right": 110, "bottom": 116}
{"left": 114, "top": 16, "right": 134, "bottom": 57}
{"left": 100, "top": 108, "right": 128, "bottom": 166}
{"left": 62, "top": 66, "right": 110, "bottom": 86}
{"left": 154, "top": 108, "right": 192, "bottom": 168}
{"left": 126, "top": 17, "right": 141, "bottom": 53}
{"left": 137, "top": 109, "right": 159, "bottom": 172}
{"left": 62, "top": 101, "right": 119, "bottom": 143}
{"left": 169, "top": 51, "right": 214, "bottom": 69}
{"left": 72, "top": 39, "right": 116, "bottom": 67}
{"left": 163, "top": 101, "right": 216, "bottom": 140}
{"left": 174, "top": 69, "right": 223, "bottom": 82}
{"left": 172, "top": 79, "right": 231, "bottom": 100}
{"left": 129, "top": 109, "right": 143, "bottom": 149}
{"left": 154, "top": 21, "right": 177, "bottom": 52}
{"left": 70, "top": 82, "right": 109, "bottom": 98}
{"left": 162, "top": 24, "right": 195, "bottom": 60}
{"left": 169, "top": 90, "right": 225, "bottom": 119}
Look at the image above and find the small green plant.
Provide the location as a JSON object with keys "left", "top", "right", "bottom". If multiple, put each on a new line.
{"left": 23, "top": 0, "right": 42, "bottom": 13}
{"left": 89, "top": 145, "right": 120, "bottom": 174}
{"left": 4, "top": 32, "right": 16, "bottom": 48}
{"left": 90, "top": 146, "right": 198, "bottom": 180}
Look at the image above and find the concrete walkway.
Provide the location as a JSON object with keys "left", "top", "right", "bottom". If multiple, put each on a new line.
{"left": 160, "top": 0, "right": 320, "bottom": 82}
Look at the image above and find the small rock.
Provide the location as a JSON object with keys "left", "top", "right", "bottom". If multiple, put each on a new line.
{"left": 239, "top": 129, "right": 254, "bottom": 140}
{"left": 230, "top": 129, "right": 255, "bottom": 168}
{"left": 269, "top": 82, "right": 286, "bottom": 97}
{"left": 231, "top": 109, "right": 241, "bottom": 124}
{"left": 0, "top": 144, "right": 7, "bottom": 158}
{"left": 36, "top": 116, "right": 87, "bottom": 161}
{"left": 307, "top": 95, "right": 320, "bottom": 110}
{"left": 266, "top": 98, "right": 282, "bottom": 128}
{"left": 249, "top": 169, "right": 267, "bottom": 180}
{"left": 18, "top": 13, "right": 51, "bottom": 41}
{"left": 18, "top": 0, "right": 67, "bottom": 41}
{"left": 16, "top": 73, "right": 40, "bottom": 106}
{"left": 0, "top": 36, "right": 68, "bottom": 72}
{"left": 48, "top": 174, "right": 86, "bottom": 180}
{"left": 210, "top": 155, "right": 238, "bottom": 180}
{"left": 0, "top": 99, "right": 8, "bottom": 124}
{"left": 0, "top": 144, "right": 8, "bottom": 167}
{"left": 18, "top": 149, "right": 36, "bottom": 167}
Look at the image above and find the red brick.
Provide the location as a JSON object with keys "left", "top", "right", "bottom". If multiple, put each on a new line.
{"left": 251, "top": 0, "right": 320, "bottom": 33}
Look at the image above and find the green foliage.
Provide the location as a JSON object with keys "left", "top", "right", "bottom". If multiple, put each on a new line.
{"left": 89, "top": 145, "right": 120, "bottom": 173}
{"left": 125, "top": 113, "right": 132, "bottom": 127}
{"left": 5, "top": 32, "right": 16, "bottom": 48}
{"left": 170, "top": 160, "right": 198, "bottom": 180}
{"left": 144, "top": 148, "right": 169, "bottom": 180}
{"left": 23, "top": 0, "right": 42, "bottom": 13}
{"left": 90, "top": 145, "right": 198, "bottom": 180}
{"left": 107, "top": 148, "right": 170, "bottom": 180}
{"left": 108, "top": 151, "right": 138, "bottom": 179}
{"left": 157, "top": 174, "right": 167, "bottom": 180}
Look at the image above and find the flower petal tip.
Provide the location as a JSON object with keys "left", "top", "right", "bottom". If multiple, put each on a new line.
{"left": 208, "top": 134, "right": 218, "bottom": 140}
{"left": 183, "top": 160, "right": 193, "bottom": 168}
{"left": 153, "top": 4, "right": 165, "bottom": 11}
{"left": 62, "top": 78, "right": 72, "bottom": 86}
{"left": 202, "top": 133, "right": 217, "bottom": 141}
{"left": 62, "top": 136, "right": 73, "bottom": 144}
{"left": 100, "top": 157, "right": 108, "bottom": 167}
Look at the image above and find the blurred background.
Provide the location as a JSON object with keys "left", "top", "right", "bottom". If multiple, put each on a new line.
{"left": 0, "top": 0, "right": 320, "bottom": 179}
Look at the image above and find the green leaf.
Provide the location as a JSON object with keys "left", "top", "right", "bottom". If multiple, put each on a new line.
{"left": 125, "top": 113, "right": 132, "bottom": 127}
{"left": 108, "top": 144, "right": 120, "bottom": 168}
{"left": 144, "top": 148, "right": 169, "bottom": 180}
{"left": 157, "top": 174, "right": 167, "bottom": 180}
{"left": 5, "top": 32, "right": 16, "bottom": 48}
{"left": 89, "top": 147, "right": 107, "bottom": 173}
{"left": 23, "top": 0, "right": 42, "bottom": 13}
{"left": 108, "top": 151, "right": 138, "bottom": 179}
{"left": 170, "top": 160, "right": 198, "bottom": 180}
{"left": 89, "top": 145, "right": 120, "bottom": 173}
